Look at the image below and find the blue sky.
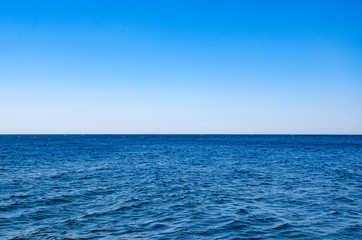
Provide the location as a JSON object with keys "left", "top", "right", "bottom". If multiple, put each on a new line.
{"left": 1, "top": 0, "right": 361, "bottom": 134}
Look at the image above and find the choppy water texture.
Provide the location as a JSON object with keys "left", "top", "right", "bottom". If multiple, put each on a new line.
{"left": 0, "top": 135, "right": 361, "bottom": 239}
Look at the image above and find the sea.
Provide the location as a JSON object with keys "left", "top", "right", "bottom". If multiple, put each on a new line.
{"left": 0, "top": 135, "right": 361, "bottom": 239}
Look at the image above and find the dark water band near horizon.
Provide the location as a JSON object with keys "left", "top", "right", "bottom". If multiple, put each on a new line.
{"left": 0, "top": 135, "right": 361, "bottom": 239}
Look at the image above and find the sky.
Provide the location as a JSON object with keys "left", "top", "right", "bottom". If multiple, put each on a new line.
{"left": 1, "top": 0, "right": 361, "bottom": 134}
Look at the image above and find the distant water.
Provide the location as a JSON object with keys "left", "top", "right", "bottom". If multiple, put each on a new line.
{"left": 0, "top": 135, "right": 361, "bottom": 239}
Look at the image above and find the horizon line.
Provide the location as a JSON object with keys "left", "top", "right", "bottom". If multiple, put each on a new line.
{"left": 1, "top": 133, "right": 361, "bottom": 136}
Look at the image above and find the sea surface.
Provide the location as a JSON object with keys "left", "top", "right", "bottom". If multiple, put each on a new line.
{"left": 0, "top": 135, "right": 361, "bottom": 239}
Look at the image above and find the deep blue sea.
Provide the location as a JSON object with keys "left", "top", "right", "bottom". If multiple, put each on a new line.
{"left": 0, "top": 135, "right": 361, "bottom": 239}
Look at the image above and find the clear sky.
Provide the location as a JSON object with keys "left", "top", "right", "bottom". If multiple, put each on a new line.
{"left": 1, "top": 0, "right": 361, "bottom": 134}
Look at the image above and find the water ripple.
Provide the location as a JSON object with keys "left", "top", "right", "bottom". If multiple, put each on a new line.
{"left": 0, "top": 135, "right": 361, "bottom": 239}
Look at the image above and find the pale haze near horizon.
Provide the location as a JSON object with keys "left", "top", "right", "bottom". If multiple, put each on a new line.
{"left": 1, "top": 1, "right": 361, "bottom": 134}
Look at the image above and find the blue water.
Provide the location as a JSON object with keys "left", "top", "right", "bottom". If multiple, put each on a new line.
{"left": 0, "top": 135, "right": 361, "bottom": 239}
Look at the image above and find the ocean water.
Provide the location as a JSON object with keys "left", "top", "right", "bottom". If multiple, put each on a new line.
{"left": 0, "top": 135, "right": 361, "bottom": 239}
